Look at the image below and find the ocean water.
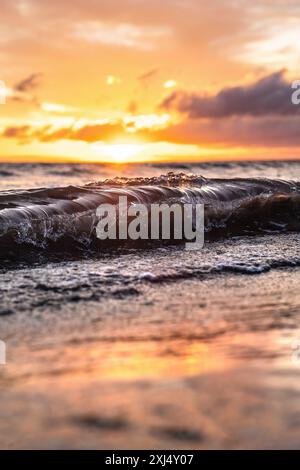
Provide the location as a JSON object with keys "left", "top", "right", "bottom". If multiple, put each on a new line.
{"left": 1, "top": 160, "right": 300, "bottom": 255}
{"left": 1, "top": 160, "right": 300, "bottom": 449}
{"left": 1, "top": 159, "right": 300, "bottom": 332}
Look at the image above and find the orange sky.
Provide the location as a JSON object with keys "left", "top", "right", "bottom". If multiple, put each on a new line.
{"left": 0, "top": 0, "right": 300, "bottom": 163}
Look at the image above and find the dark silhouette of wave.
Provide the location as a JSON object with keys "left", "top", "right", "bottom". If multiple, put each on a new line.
{"left": 0, "top": 173, "right": 299, "bottom": 257}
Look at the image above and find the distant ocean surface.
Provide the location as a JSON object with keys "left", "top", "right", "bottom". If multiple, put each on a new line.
{"left": 1, "top": 160, "right": 300, "bottom": 190}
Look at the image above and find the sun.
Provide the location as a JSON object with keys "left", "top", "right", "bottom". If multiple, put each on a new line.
{"left": 102, "top": 143, "right": 145, "bottom": 163}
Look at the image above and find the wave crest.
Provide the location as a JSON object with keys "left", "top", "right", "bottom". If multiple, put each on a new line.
{"left": 0, "top": 173, "right": 299, "bottom": 255}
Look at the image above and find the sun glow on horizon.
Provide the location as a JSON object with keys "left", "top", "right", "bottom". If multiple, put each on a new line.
{"left": 1, "top": 1, "right": 300, "bottom": 162}
{"left": 96, "top": 143, "right": 145, "bottom": 163}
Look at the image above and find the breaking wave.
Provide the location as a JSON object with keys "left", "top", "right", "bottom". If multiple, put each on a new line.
{"left": 0, "top": 172, "right": 300, "bottom": 257}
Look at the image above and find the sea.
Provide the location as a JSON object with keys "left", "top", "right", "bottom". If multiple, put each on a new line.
{"left": 1, "top": 160, "right": 300, "bottom": 449}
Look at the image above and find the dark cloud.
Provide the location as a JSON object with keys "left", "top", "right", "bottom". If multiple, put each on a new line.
{"left": 152, "top": 115, "right": 300, "bottom": 147}
{"left": 14, "top": 73, "right": 42, "bottom": 93}
{"left": 138, "top": 68, "right": 159, "bottom": 82}
{"left": 161, "top": 70, "right": 299, "bottom": 118}
{"left": 7, "top": 73, "right": 43, "bottom": 104}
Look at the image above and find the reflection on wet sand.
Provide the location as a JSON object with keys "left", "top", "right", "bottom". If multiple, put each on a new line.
{"left": 3, "top": 320, "right": 297, "bottom": 385}
{"left": 1, "top": 259, "right": 300, "bottom": 448}
{"left": 1, "top": 335, "right": 300, "bottom": 449}
{"left": 4, "top": 338, "right": 233, "bottom": 383}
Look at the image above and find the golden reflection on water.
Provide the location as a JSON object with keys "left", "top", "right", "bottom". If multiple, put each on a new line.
{"left": 6, "top": 328, "right": 292, "bottom": 385}
{"left": 91, "top": 340, "right": 227, "bottom": 380}
{"left": 6, "top": 338, "right": 233, "bottom": 383}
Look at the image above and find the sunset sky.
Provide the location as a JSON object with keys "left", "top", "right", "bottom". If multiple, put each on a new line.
{"left": 0, "top": 0, "right": 300, "bottom": 163}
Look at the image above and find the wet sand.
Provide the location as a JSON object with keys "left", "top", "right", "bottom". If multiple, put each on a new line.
{"left": 1, "top": 262, "right": 300, "bottom": 449}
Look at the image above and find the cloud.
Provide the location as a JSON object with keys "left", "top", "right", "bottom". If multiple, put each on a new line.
{"left": 5, "top": 73, "right": 43, "bottom": 103}
{"left": 40, "top": 102, "right": 80, "bottom": 114}
{"left": 106, "top": 75, "right": 122, "bottom": 85}
{"left": 161, "top": 70, "right": 299, "bottom": 118}
{"left": 73, "top": 21, "right": 171, "bottom": 50}
{"left": 153, "top": 115, "right": 300, "bottom": 147}
{"left": 3, "top": 112, "right": 300, "bottom": 149}
{"left": 14, "top": 73, "right": 42, "bottom": 92}
{"left": 15, "top": 0, "right": 33, "bottom": 17}
{"left": 1, "top": 121, "right": 126, "bottom": 144}
{"left": 2, "top": 125, "right": 31, "bottom": 138}
{"left": 138, "top": 68, "right": 159, "bottom": 82}
{"left": 238, "top": 25, "right": 300, "bottom": 69}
